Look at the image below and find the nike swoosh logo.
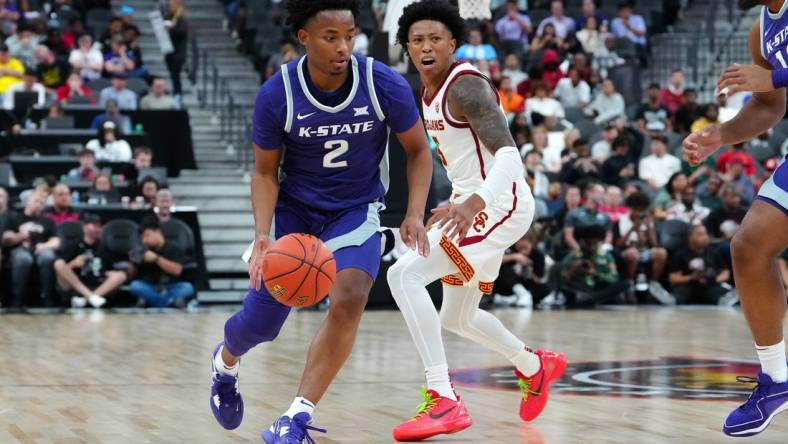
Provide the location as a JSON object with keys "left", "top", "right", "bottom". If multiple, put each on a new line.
{"left": 297, "top": 112, "right": 316, "bottom": 120}
{"left": 428, "top": 405, "right": 456, "bottom": 420}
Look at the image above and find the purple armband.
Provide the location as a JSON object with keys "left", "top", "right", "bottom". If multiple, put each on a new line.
{"left": 772, "top": 69, "right": 788, "bottom": 89}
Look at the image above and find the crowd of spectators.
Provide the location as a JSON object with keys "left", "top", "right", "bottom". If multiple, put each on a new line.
{"left": 0, "top": 0, "right": 185, "bottom": 115}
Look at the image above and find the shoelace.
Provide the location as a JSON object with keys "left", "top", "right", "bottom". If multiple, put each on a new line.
{"left": 283, "top": 417, "right": 326, "bottom": 444}
{"left": 518, "top": 374, "right": 541, "bottom": 401}
{"left": 736, "top": 376, "right": 762, "bottom": 409}
{"left": 214, "top": 373, "right": 239, "bottom": 402}
{"left": 411, "top": 387, "right": 439, "bottom": 420}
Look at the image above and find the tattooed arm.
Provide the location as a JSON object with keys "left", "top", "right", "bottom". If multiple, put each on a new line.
{"left": 429, "top": 74, "right": 525, "bottom": 241}
{"left": 447, "top": 74, "right": 516, "bottom": 153}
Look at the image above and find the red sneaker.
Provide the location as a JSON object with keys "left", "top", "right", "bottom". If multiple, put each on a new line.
{"left": 392, "top": 388, "right": 473, "bottom": 441}
{"left": 515, "top": 349, "right": 567, "bottom": 422}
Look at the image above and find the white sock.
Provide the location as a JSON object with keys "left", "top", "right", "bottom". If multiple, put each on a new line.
{"left": 213, "top": 345, "right": 239, "bottom": 376}
{"left": 284, "top": 396, "right": 315, "bottom": 419}
{"left": 756, "top": 340, "right": 788, "bottom": 383}
{"left": 511, "top": 348, "right": 541, "bottom": 377}
{"left": 426, "top": 364, "right": 457, "bottom": 401}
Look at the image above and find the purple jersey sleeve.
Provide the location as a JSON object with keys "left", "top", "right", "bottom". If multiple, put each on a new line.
{"left": 373, "top": 62, "right": 420, "bottom": 134}
{"left": 252, "top": 74, "right": 287, "bottom": 150}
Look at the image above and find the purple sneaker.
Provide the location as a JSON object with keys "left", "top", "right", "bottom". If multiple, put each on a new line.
{"left": 723, "top": 372, "right": 788, "bottom": 437}
{"left": 210, "top": 342, "right": 244, "bottom": 430}
{"left": 262, "top": 413, "right": 326, "bottom": 444}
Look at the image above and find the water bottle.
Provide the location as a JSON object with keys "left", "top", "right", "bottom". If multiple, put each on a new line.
{"left": 135, "top": 123, "right": 144, "bottom": 134}
{"left": 71, "top": 191, "right": 80, "bottom": 204}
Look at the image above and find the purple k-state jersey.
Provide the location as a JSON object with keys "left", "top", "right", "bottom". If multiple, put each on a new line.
{"left": 252, "top": 54, "right": 420, "bottom": 211}
{"left": 760, "top": 3, "right": 788, "bottom": 70}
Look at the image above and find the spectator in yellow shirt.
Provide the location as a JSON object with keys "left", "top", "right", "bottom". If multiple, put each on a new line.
{"left": 0, "top": 43, "right": 24, "bottom": 95}
{"left": 690, "top": 103, "right": 720, "bottom": 134}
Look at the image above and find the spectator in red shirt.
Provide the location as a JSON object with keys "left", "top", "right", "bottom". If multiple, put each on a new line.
{"left": 716, "top": 142, "right": 756, "bottom": 177}
{"left": 540, "top": 49, "right": 565, "bottom": 91}
{"left": 660, "top": 69, "right": 685, "bottom": 115}
{"left": 56, "top": 71, "right": 94, "bottom": 103}
{"left": 46, "top": 184, "right": 80, "bottom": 225}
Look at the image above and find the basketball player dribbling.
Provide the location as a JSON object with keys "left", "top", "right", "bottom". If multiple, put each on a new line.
{"left": 386, "top": 1, "right": 566, "bottom": 441}
{"left": 684, "top": 0, "right": 788, "bottom": 437}
{"left": 208, "top": 1, "right": 434, "bottom": 442}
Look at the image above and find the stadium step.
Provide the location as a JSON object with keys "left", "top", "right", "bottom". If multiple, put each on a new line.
{"left": 199, "top": 213, "right": 254, "bottom": 227}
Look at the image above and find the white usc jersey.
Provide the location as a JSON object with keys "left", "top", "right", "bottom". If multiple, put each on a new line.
{"left": 420, "top": 62, "right": 536, "bottom": 286}
{"left": 421, "top": 62, "right": 530, "bottom": 209}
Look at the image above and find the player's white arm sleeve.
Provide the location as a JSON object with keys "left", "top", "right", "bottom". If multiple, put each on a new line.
{"left": 474, "top": 146, "right": 523, "bottom": 207}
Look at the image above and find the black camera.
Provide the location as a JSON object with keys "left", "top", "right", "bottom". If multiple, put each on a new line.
{"left": 129, "top": 247, "right": 148, "bottom": 265}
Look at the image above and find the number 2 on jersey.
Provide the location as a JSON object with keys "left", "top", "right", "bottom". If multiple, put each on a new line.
{"left": 323, "top": 140, "right": 348, "bottom": 168}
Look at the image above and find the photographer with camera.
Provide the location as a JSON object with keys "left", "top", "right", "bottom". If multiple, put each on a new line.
{"left": 128, "top": 215, "right": 194, "bottom": 308}
{"left": 615, "top": 191, "right": 673, "bottom": 304}
{"left": 559, "top": 224, "right": 628, "bottom": 305}
{"left": 668, "top": 224, "right": 736, "bottom": 305}
{"left": 53, "top": 214, "right": 127, "bottom": 308}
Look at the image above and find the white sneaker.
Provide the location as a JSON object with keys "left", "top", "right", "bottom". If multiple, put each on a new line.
{"left": 71, "top": 296, "right": 87, "bottom": 308}
{"left": 88, "top": 294, "right": 106, "bottom": 308}
{"left": 512, "top": 284, "right": 533, "bottom": 308}
{"left": 493, "top": 294, "right": 517, "bottom": 307}
{"left": 379, "top": 226, "right": 408, "bottom": 260}
{"left": 649, "top": 282, "right": 676, "bottom": 306}
{"left": 718, "top": 289, "right": 740, "bottom": 307}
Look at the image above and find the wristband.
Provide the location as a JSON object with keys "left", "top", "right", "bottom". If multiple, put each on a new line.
{"left": 772, "top": 69, "right": 788, "bottom": 89}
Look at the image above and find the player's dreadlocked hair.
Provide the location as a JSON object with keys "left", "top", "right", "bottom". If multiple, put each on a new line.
{"left": 396, "top": 0, "right": 467, "bottom": 48}
{"left": 285, "top": 0, "right": 359, "bottom": 33}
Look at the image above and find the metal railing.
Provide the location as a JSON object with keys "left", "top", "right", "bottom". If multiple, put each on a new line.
{"left": 196, "top": 48, "right": 255, "bottom": 177}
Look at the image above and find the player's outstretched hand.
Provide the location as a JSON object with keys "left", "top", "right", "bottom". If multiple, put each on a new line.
{"left": 717, "top": 63, "right": 774, "bottom": 95}
{"left": 428, "top": 200, "right": 478, "bottom": 244}
{"left": 682, "top": 125, "right": 722, "bottom": 167}
{"left": 248, "top": 237, "right": 271, "bottom": 291}
{"left": 400, "top": 213, "right": 430, "bottom": 257}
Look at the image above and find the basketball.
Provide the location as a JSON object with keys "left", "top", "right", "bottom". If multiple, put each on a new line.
{"left": 261, "top": 233, "right": 336, "bottom": 307}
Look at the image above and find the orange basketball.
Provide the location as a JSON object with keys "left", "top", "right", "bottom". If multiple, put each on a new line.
{"left": 261, "top": 233, "right": 336, "bottom": 307}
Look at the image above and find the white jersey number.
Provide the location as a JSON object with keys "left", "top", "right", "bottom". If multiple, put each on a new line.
{"left": 323, "top": 140, "right": 348, "bottom": 168}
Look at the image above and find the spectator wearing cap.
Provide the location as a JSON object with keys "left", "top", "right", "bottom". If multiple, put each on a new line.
{"left": 140, "top": 76, "right": 176, "bottom": 110}
{"left": 99, "top": 73, "right": 137, "bottom": 110}
{"left": 639, "top": 135, "right": 681, "bottom": 191}
{"left": 103, "top": 35, "right": 138, "bottom": 78}
{"left": 554, "top": 67, "right": 591, "bottom": 109}
{"left": 611, "top": 1, "right": 646, "bottom": 47}
{"left": 722, "top": 154, "right": 756, "bottom": 205}
{"left": 46, "top": 184, "right": 80, "bottom": 225}
{"left": 90, "top": 98, "right": 132, "bottom": 134}
{"left": 57, "top": 71, "right": 95, "bottom": 104}
{"left": 636, "top": 83, "right": 672, "bottom": 137}
{"left": 495, "top": 0, "right": 533, "bottom": 47}
{"left": 69, "top": 33, "right": 103, "bottom": 81}
{"left": 585, "top": 79, "right": 625, "bottom": 125}
{"left": 660, "top": 70, "right": 686, "bottom": 116}
{"left": 2, "top": 67, "right": 45, "bottom": 109}
{"left": 86, "top": 121, "right": 132, "bottom": 162}
{"left": 53, "top": 213, "right": 127, "bottom": 309}
{"left": 67, "top": 148, "right": 100, "bottom": 183}
{"left": 537, "top": 0, "right": 575, "bottom": 39}
{"left": 601, "top": 135, "right": 636, "bottom": 187}
{"left": 540, "top": 49, "right": 565, "bottom": 91}
{"left": 0, "top": 43, "right": 23, "bottom": 95}
{"left": 5, "top": 24, "right": 39, "bottom": 68}
{"left": 716, "top": 142, "right": 757, "bottom": 176}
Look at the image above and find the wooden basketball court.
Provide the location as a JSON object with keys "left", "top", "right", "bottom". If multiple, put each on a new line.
{"left": 2, "top": 307, "right": 787, "bottom": 443}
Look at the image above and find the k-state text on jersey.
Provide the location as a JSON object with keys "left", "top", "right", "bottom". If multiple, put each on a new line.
{"left": 298, "top": 121, "right": 376, "bottom": 138}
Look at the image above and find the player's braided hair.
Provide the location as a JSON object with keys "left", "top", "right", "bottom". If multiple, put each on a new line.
{"left": 285, "top": 0, "right": 360, "bottom": 33}
{"left": 396, "top": 0, "right": 467, "bottom": 48}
